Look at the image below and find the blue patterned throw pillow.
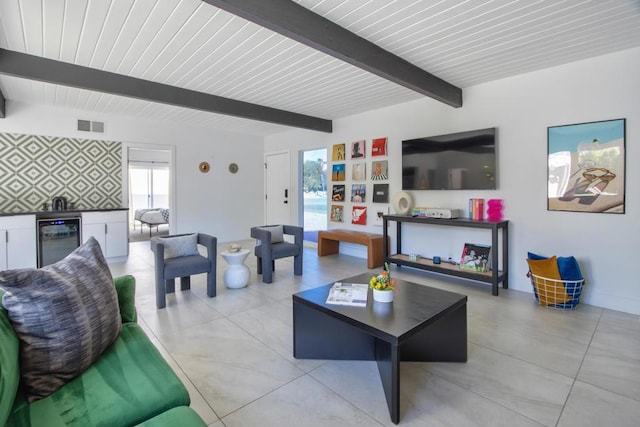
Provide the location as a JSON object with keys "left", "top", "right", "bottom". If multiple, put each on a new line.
{"left": 0, "top": 237, "right": 122, "bottom": 402}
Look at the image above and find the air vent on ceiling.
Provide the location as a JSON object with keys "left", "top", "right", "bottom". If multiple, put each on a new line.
{"left": 77, "top": 119, "right": 105, "bottom": 133}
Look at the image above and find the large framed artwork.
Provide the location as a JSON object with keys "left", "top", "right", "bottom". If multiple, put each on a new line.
{"left": 548, "top": 118, "right": 625, "bottom": 214}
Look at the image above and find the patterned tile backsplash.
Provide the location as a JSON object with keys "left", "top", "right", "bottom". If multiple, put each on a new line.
{"left": 0, "top": 132, "right": 122, "bottom": 213}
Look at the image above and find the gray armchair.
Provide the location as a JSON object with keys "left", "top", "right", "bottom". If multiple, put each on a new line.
{"left": 250, "top": 225, "right": 303, "bottom": 283}
{"left": 150, "top": 233, "right": 217, "bottom": 309}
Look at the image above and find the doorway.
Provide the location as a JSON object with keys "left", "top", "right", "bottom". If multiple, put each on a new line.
{"left": 127, "top": 147, "right": 172, "bottom": 242}
{"left": 264, "top": 151, "right": 291, "bottom": 226}
{"left": 299, "top": 148, "right": 327, "bottom": 243}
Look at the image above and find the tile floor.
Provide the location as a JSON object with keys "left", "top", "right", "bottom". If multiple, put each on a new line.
{"left": 109, "top": 241, "right": 640, "bottom": 427}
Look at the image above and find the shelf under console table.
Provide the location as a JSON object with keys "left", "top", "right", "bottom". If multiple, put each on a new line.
{"left": 382, "top": 215, "right": 509, "bottom": 296}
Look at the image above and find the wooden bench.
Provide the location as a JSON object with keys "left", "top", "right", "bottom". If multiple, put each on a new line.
{"left": 317, "top": 229, "right": 389, "bottom": 269}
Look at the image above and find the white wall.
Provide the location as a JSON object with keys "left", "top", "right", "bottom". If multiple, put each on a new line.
{"left": 0, "top": 102, "right": 265, "bottom": 243}
{"left": 2, "top": 47, "right": 636, "bottom": 313}
{"left": 266, "top": 47, "right": 640, "bottom": 314}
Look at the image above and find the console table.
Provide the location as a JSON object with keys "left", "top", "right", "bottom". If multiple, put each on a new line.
{"left": 383, "top": 215, "right": 509, "bottom": 295}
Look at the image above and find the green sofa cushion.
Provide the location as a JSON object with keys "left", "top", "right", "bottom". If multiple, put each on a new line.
{"left": 5, "top": 323, "right": 190, "bottom": 427}
{"left": 135, "top": 406, "right": 207, "bottom": 427}
{"left": 114, "top": 275, "right": 137, "bottom": 324}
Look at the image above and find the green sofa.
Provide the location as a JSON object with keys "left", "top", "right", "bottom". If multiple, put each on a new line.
{"left": 0, "top": 275, "right": 206, "bottom": 427}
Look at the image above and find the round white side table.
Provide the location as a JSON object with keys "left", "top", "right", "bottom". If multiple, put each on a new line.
{"left": 221, "top": 249, "right": 250, "bottom": 289}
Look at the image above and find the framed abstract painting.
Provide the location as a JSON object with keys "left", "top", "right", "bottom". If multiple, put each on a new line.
{"left": 547, "top": 118, "right": 625, "bottom": 213}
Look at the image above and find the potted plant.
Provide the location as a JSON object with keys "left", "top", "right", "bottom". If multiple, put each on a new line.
{"left": 370, "top": 262, "right": 395, "bottom": 302}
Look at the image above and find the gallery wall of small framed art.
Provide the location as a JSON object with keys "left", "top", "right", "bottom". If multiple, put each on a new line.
{"left": 329, "top": 137, "right": 390, "bottom": 226}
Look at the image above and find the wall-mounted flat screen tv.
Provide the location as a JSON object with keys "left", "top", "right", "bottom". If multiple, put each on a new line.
{"left": 402, "top": 127, "right": 497, "bottom": 190}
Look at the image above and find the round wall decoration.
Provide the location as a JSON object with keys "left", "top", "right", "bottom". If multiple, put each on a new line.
{"left": 198, "top": 161, "right": 210, "bottom": 173}
{"left": 392, "top": 191, "right": 414, "bottom": 215}
{"left": 228, "top": 163, "right": 239, "bottom": 174}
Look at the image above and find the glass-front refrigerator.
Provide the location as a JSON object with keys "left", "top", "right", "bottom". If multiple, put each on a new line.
{"left": 37, "top": 217, "right": 81, "bottom": 267}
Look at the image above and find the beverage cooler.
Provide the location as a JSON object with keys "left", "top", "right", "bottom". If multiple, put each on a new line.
{"left": 37, "top": 217, "right": 81, "bottom": 268}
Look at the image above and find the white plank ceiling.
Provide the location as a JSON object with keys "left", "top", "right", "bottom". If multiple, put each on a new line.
{"left": 1, "top": 0, "right": 639, "bottom": 136}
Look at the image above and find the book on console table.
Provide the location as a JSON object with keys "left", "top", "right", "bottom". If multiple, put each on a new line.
{"left": 326, "top": 282, "right": 369, "bottom": 307}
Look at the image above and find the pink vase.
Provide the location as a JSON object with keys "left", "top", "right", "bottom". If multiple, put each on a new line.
{"left": 487, "top": 199, "right": 504, "bottom": 221}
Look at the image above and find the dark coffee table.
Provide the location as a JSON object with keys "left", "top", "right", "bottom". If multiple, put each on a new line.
{"left": 293, "top": 273, "right": 467, "bottom": 424}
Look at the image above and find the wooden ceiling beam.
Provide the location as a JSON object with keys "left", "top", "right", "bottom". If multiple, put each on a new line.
{"left": 203, "top": 0, "right": 462, "bottom": 108}
{"left": 0, "top": 48, "right": 332, "bottom": 133}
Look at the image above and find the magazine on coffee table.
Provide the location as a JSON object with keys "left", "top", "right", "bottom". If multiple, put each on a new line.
{"left": 326, "top": 282, "right": 369, "bottom": 307}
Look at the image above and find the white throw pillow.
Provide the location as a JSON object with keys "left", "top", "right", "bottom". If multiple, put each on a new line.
{"left": 258, "top": 225, "right": 284, "bottom": 243}
{"left": 159, "top": 234, "right": 199, "bottom": 259}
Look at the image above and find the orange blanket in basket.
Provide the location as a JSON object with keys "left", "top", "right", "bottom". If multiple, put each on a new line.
{"left": 526, "top": 257, "right": 571, "bottom": 305}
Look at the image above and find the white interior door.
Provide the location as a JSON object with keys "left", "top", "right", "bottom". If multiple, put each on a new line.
{"left": 265, "top": 151, "right": 290, "bottom": 225}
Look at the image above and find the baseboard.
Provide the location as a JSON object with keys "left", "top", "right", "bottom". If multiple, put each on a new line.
{"left": 583, "top": 291, "right": 640, "bottom": 315}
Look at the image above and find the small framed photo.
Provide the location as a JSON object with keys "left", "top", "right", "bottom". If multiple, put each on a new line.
{"left": 332, "top": 163, "right": 345, "bottom": 181}
{"left": 372, "top": 137, "right": 387, "bottom": 156}
{"left": 371, "top": 160, "right": 388, "bottom": 180}
{"left": 372, "top": 183, "right": 389, "bottom": 203}
{"left": 332, "top": 144, "right": 346, "bottom": 161}
{"left": 332, "top": 185, "right": 345, "bottom": 202}
{"left": 330, "top": 205, "right": 344, "bottom": 222}
{"left": 351, "top": 140, "right": 365, "bottom": 159}
{"left": 351, "top": 184, "right": 366, "bottom": 203}
{"left": 351, "top": 206, "right": 367, "bottom": 225}
{"left": 351, "top": 162, "right": 366, "bottom": 181}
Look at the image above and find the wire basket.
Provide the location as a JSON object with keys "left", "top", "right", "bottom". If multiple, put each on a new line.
{"left": 528, "top": 272, "right": 585, "bottom": 309}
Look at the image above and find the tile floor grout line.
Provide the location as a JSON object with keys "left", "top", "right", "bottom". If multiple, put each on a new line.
{"left": 304, "top": 365, "right": 387, "bottom": 427}
{"left": 553, "top": 307, "right": 605, "bottom": 426}
{"left": 417, "top": 365, "right": 546, "bottom": 427}
{"left": 466, "top": 338, "right": 584, "bottom": 379}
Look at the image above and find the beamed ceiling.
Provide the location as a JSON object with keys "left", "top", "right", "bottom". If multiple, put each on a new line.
{"left": 0, "top": 0, "right": 639, "bottom": 136}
